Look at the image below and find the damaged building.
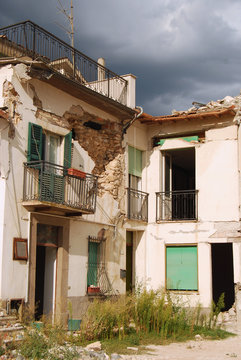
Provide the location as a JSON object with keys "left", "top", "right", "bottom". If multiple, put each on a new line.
{"left": 1, "top": 19, "right": 241, "bottom": 327}
{"left": 125, "top": 95, "right": 241, "bottom": 318}
{"left": 0, "top": 20, "right": 137, "bottom": 323}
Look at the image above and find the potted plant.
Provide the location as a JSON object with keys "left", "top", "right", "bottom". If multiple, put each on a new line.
{"left": 67, "top": 168, "right": 86, "bottom": 179}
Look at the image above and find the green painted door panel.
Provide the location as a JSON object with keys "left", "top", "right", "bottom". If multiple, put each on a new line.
{"left": 27, "top": 122, "right": 43, "bottom": 162}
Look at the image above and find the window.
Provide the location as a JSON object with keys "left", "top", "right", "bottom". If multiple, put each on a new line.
{"left": 128, "top": 146, "right": 142, "bottom": 190}
{"left": 166, "top": 245, "right": 198, "bottom": 291}
{"left": 27, "top": 122, "right": 72, "bottom": 168}
{"left": 27, "top": 122, "right": 72, "bottom": 203}
{"left": 87, "top": 240, "right": 99, "bottom": 288}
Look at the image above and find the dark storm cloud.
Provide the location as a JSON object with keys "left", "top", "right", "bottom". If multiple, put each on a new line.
{"left": 1, "top": 0, "right": 241, "bottom": 115}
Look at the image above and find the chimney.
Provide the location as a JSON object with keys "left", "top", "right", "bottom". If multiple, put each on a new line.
{"left": 97, "top": 57, "right": 106, "bottom": 81}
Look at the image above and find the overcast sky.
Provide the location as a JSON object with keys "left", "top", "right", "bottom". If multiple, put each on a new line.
{"left": 1, "top": 0, "right": 241, "bottom": 115}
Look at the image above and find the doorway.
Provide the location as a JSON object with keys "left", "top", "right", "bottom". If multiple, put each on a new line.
{"left": 162, "top": 148, "right": 196, "bottom": 220}
{"left": 211, "top": 243, "right": 234, "bottom": 311}
{"left": 35, "top": 224, "right": 58, "bottom": 319}
{"left": 126, "top": 231, "right": 133, "bottom": 292}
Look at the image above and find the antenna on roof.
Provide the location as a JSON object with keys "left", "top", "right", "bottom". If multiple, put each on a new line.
{"left": 56, "top": 0, "right": 74, "bottom": 48}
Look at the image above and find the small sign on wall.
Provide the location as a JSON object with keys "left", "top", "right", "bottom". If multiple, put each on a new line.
{"left": 13, "top": 238, "right": 28, "bottom": 261}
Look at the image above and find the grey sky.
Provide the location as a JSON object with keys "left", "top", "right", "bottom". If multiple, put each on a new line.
{"left": 1, "top": 0, "right": 241, "bottom": 115}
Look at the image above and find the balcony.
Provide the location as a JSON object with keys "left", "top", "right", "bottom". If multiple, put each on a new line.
{"left": 0, "top": 21, "right": 127, "bottom": 106}
{"left": 156, "top": 190, "right": 198, "bottom": 222}
{"left": 23, "top": 161, "right": 97, "bottom": 215}
{"left": 127, "top": 188, "right": 149, "bottom": 222}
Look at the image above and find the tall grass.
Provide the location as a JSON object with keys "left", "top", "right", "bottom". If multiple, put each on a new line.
{"left": 80, "top": 288, "right": 225, "bottom": 342}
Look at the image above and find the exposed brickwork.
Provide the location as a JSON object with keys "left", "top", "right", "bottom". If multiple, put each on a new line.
{"left": 64, "top": 106, "right": 125, "bottom": 201}
{"left": 36, "top": 105, "right": 125, "bottom": 201}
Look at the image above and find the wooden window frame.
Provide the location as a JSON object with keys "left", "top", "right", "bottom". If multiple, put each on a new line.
{"left": 13, "top": 238, "right": 28, "bottom": 261}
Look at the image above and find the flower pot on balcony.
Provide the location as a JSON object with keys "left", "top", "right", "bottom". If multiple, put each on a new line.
{"left": 68, "top": 168, "right": 86, "bottom": 179}
{"left": 87, "top": 286, "right": 100, "bottom": 294}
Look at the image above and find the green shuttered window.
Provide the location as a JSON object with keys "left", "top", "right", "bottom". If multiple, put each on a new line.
{"left": 87, "top": 241, "right": 99, "bottom": 287}
{"left": 27, "top": 122, "right": 43, "bottom": 161}
{"left": 27, "top": 122, "right": 72, "bottom": 168}
{"left": 128, "top": 146, "right": 142, "bottom": 177}
{"left": 166, "top": 246, "right": 198, "bottom": 291}
{"left": 64, "top": 131, "right": 72, "bottom": 169}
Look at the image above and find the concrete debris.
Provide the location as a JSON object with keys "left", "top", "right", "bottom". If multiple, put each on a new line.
{"left": 110, "top": 354, "right": 122, "bottom": 360}
{"left": 194, "top": 334, "right": 203, "bottom": 341}
{"left": 171, "top": 94, "right": 241, "bottom": 117}
{"left": 126, "top": 347, "right": 138, "bottom": 351}
{"left": 85, "top": 341, "right": 102, "bottom": 351}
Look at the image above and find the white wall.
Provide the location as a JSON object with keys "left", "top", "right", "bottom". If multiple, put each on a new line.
{"left": 127, "top": 120, "right": 240, "bottom": 309}
{"left": 0, "top": 63, "right": 128, "bottom": 302}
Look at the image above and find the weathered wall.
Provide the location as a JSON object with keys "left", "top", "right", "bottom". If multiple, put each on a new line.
{"left": 126, "top": 118, "right": 241, "bottom": 309}
{"left": 0, "top": 63, "right": 128, "bottom": 308}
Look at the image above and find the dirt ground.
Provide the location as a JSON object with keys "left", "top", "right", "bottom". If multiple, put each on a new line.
{"left": 121, "top": 333, "right": 241, "bottom": 360}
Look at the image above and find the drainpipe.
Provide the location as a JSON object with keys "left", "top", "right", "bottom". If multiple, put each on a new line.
{"left": 122, "top": 106, "right": 143, "bottom": 137}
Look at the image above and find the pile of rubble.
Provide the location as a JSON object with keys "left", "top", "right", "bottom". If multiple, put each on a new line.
{"left": 172, "top": 95, "right": 241, "bottom": 116}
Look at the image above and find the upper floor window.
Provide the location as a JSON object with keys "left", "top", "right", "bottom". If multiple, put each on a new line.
{"left": 27, "top": 122, "right": 72, "bottom": 168}
{"left": 128, "top": 146, "right": 142, "bottom": 190}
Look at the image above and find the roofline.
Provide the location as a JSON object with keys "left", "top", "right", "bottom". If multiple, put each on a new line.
{"left": 0, "top": 59, "right": 136, "bottom": 120}
{"left": 139, "top": 106, "right": 236, "bottom": 124}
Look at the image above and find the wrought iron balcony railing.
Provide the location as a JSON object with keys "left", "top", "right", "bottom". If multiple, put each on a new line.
{"left": 0, "top": 21, "right": 128, "bottom": 105}
{"left": 23, "top": 161, "right": 97, "bottom": 213}
{"left": 87, "top": 261, "right": 113, "bottom": 295}
{"left": 127, "top": 188, "right": 149, "bottom": 222}
{"left": 156, "top": 190, "right": 198, "bottom": 221}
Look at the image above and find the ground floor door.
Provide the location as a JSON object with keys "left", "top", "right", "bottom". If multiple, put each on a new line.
{"left": 211, "top": 243, "right": 235, "bottom": 311}
{"left": 35, "top": 224, "right": 58, "bottom": 320}
{"left": 126, "top": 231, "right": 133, "bottom": 292}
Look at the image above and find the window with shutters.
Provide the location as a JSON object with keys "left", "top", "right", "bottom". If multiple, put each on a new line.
{"left": 166, "top": 245, "right": 198, "bottom": 291}
{"left": 87, "top": 240, "right": 100, "bottom": 287}
{"left": 27, "top": 122, "right": 72, "bottom": 203}
{"left": 128, "top": 146, "right": 142, "bottom": 190}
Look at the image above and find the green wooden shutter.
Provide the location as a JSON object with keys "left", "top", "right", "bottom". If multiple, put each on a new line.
{"left": 27, "top": 122, "right": 43, "bottom": 161}
{"left": 166, "top": 246, "right": 198, "bottom": 291}
{"left": 128, "top": 146, "right": 142, "bottom": 177}
{"left": 41, "top": 172, "right": 64, "bottom": 203}
{"left": 87, "top": 242, "right": 99, "bottom": 287}
{"left": 64, "top": 131, "right": 72, "bottom": 168}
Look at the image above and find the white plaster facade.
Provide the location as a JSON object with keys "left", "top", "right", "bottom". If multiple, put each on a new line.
{"left": 125, "top": 104, "right": 241, "bottom": 311}
{"left": 0, "top": 52, "right": 135, "bottom": 321}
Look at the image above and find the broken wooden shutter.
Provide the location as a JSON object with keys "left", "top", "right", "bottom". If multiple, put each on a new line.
{"left": 64, "top": 131, "right": 72, "bottom": 169}
{"left": 166, "top": 246, "right": 198, "bottom": 291}
{"left": 27, "top": 122, "right": 43, "bottom": 162}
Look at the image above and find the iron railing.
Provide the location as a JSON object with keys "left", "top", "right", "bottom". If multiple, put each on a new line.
{"left": 23, "top": 161, "right": 97, "bottom": 213}
{"left": 0, "top": 21, "right": 128, "bottom": 105}
{"left": 87, "top": 261, "right": 113, "bottom": 295}
{"left": 156, "top": 190, "right": 198, "bottom": 221}
{"left": 127, "top": 188, "right": 149, "bottom": 222}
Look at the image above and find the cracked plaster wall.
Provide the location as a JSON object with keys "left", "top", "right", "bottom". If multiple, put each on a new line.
{"left": 0, "top": 64, "right": 128, "bottom": 302}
